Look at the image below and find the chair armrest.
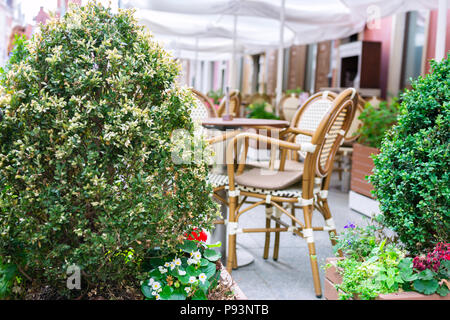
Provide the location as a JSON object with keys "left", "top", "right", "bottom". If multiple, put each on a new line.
{"left": 206, "top": 130, "right": 242, "bottom": 145}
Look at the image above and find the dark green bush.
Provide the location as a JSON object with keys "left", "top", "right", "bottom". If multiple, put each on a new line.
{"left": 370, "top": 55, "right": 450, "bottom": 255}
{"left": 0, "top": 2, "right": 218, "bottom": 297}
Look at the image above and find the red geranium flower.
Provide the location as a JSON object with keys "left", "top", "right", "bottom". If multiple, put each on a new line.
{"left": 185, "top": 228, "right": 207, "bottom": 242}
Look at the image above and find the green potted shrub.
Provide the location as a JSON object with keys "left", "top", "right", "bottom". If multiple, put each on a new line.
{"left": 349, "top": 98, "right": 399, "bottom": 216}
{"left": 325, "top": 55, "right": 450, "bottom": 301}
{"left": 370, "top": 54, "right": 449, "bottom": 256}
{"left": 0, "top": 2, "right": 221, "bottom": 299}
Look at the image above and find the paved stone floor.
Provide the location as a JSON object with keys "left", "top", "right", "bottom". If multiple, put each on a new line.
{"left": 224, "top": 172, "right": 372, "bottom": 300}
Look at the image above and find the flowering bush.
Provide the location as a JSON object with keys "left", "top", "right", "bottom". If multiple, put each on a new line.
{"left": 329, "top": 223, "right": 449, "bottom": 299}
{"left": 331, "top": 222, "right": 406, "bottom": 299}
{"left": 413, "top": 243, "right": 450, "bottom": 272}
{"left": 0, "top": 2, "right": 218, "bottom": 298}
{"left": 185, "top": 228, "right": 208, "bottom": 242}
{"left": 141, "top": 237, "right": 222, "bottom": 300}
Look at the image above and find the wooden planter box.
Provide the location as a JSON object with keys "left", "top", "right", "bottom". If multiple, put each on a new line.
{"left": 350, "top": 143, "right": 380, "bottom": 199}
{"left": 324, "top": 257, "right": 450, "bottom": 300}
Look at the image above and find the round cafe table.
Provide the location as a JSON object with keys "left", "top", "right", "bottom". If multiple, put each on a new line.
{"left": 202, "top": 117, "right": 290, "bottom": 268}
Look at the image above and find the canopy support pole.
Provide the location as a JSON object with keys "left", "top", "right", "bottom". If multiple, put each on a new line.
{"left": 275, "top": 0, "right": 286, "bottom": 116}
{"left": 194, "top": 37, "right": 199, "bottom": 88}
{"left": 229, "top": 12, "right": 238, "bottom": 90}
{"left": 435, "top": 0, "right": 448, "bottom": 61}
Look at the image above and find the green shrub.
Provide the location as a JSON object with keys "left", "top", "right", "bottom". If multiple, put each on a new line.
{"left": 245, "top": 101, "right": 279, "bottom": 119}
{"left": 285, "top": 87, "right": 303, "bottom": 95}
{"left": 0, "top": 2, "right": 218, "bottom": 297}
{"left": 207, "top": 89, "right": 223, "bottom": 105}
{"left": 370, "top": 55, "right": 450, "bottom": 255}
{"left": 356, "top": 99, "right": 400, "bottom": 149}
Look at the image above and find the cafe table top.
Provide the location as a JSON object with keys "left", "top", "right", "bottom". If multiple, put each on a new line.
{"left": 201, "top": 117, "right": 289, "bottom": 129}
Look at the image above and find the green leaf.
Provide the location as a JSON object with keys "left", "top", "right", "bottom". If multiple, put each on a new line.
{"left": 202, "top": 262, "right": 217, "bottom": 279}
{"left": 206, "top": 241, "right": 222, "bottom": 248}
{"left": 417, "top": 269, "right": 435, "bottom": 281}
{"left": 159, "top": 286, "right": 174, "bottom": 300}
{"left": 199, "top": 258, "right": 209, "bottom": 267}
{"left": 141, "top": 284, "right": 153, "bottom": 298}
{"left": 199, "top": 280, "right": 210, "bottom": 293}
{"left": 203, "top": 249, "right": 221, "bottom": 262}
{"left": 436, "top": 285, "right": 449, "bottom": 297}
{"left": 187, "top": 265, "right": 200, "bottom": 277}
{"left": 413, "top": 279, "right": 439, "bottom": 295}
{"left": 179, "top": 240, "right": 197, "bottom": 254}
{"left": 169, "top": 288, "right": 187, "bottom": 300}
{"left": 192, "top": 289, "right": 207, "bottom": 300}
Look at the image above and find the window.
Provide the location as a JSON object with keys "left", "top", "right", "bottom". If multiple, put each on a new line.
{"left": 400, "top": 11, "right": 427, "bottom": 89}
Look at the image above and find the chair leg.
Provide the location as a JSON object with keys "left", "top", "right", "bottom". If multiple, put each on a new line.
{"left": 263, "top": 205, "right": 271, "bottom": 260}
{"left": 321, "top": 199, "right": 343, "bottom": 257}
{"left": 290, "top": 203, "right": 296, "bottom": 235}
{"left": 226, "top": 196, "right": 238, "bottom": 273}
{"left": 303, "top": 205, "right": 322, "bottom": 298}
{"left": 273, "top": 220, "right": 280, "bottom": 261}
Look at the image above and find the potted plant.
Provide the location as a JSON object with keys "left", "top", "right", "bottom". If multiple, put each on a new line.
{"left": 207, "top": 89, "right": 224, "bottom": 111}
{"left": 325, "top": 55, "right": 450, "bottom": 300}
{"left": 324, "top": 221, "right": 449, "bottom": 300}
{"left": 141, "top": 229, "right": 246, "bottom": 300}
{"left": 349, "top": 98, "right": 399, "bottom": 216}
{"left": 0, "top": 2, "right": 232, "bottom": 300}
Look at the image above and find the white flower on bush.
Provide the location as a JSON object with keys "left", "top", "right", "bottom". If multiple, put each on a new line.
{"left": 155, "top": 294, "right": 161, "bottom": 300}
{"left": 187, "top": 258, "right": 196, "bottom": 265}
{"left": 178, "top": 269, "right": 186, "bottom": 276}
{"left": 191, "top": 251, "right": 202, "bottom": 261}
{"left": 184, "top": 287, "right": 191, "bottom": 294}
{"left": 198, "top": 273, "right": 207, "bottom": 284}
{"left": 173, "top": 258, "right": 182, "bottom": 266}
{"left": 158, "top": 266, "right": 168, "bottom": 274}
{"left": 148, "top": 278, "right": 155, "bottom": 286}
{"left": 188, "top": 276, "right": 197, "bottom": 284}
{"left": 164, "top": 262, "right": 170, "bottom": 268}
{"left": 169, "top": 262, "right": 176, "bottom": 270}
{"left": 152, "top": 282, "right": 161, "bottom": 291}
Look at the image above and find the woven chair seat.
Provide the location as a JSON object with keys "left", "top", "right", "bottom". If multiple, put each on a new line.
{"left": 207, "top": 173, "right": 229, "bottom": 188}
{"left": 235, "top": 168, "right": 302, "bottom": 190}
{"left": 246, "top": 159, "right": 304, "bottom": 172}
{"left": 236, "top": 184, "right": 322, "bottom": 199}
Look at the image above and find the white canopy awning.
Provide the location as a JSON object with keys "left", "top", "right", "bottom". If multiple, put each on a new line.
{"left": 125, "top": 0, "right": 441, "bottom": 53}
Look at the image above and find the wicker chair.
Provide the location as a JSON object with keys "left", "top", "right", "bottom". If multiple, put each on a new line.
{"left": 217, "top": 90, "right": 242, "bottom": 118}
{"left": 223, "top": 88, "right": 358, "bottom": 298}
{"left": 245, "top": 90, "right": 337, "bottom": 171}
{"left": 191, "top": 89, "right": 218, "bottom": 119}
{"left": 279, "top": 93, "right": 301, "bottom": 122}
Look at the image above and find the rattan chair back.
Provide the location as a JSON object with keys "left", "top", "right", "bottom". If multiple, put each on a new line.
{"left": 217, "top": 90, "right": 242, "bottom": 118}
{"left": 279, "top": 93, "right": 301, "bottom": 121}
{"left": 191, "top": 88, "right": 218, "bottom": 120}
{"left": 305, "top": 88, "right": 357, "bottom": 180}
